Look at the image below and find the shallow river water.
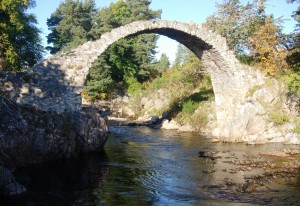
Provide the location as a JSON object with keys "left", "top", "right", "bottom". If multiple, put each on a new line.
{"left": 2, "top": 124, "right": 300, "bottom": 206}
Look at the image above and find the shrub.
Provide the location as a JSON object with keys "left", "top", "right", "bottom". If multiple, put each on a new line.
{"left": 246, "top": 85, "right": 262, "bottom": 97}
{"left": 126, "top": 77, "right": 143, "bottom": 95}
{"left": 175, "top": 102, "right": 210, "bottom": 131}
{"left": 189, "top": 110, "right": 209, "bottom": 131}
{"left": 182, "top": 99, "right": 197, "bottom": 114}
{"left": 269, "top": 112, "right": 289, "bottom": 125}
{"left": 294, "top": 121, "right": 300, "bottom": 134}
{"left": 280, "top": 72, "right": 300, "bottom": 97}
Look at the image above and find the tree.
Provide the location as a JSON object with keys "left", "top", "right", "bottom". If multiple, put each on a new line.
{"left": 83, "top": 55, "right": 113, "bottom": 101}
{"left": 205, "top": 0, "right": 292, "bottom": 75}
{"left": 46, "top": 0, "right": 97, "bottom": 54}
{"left": 0, "top": 0, "right": 44, "bottom": 71}
{"left": 47, "top": 0, "right": 161, "bottom": 99}
{"left": 85, "top": 0, "right": 161, "bottom": 98}
{"left": 286, "top": 0, "right": 300, "bottom": 71}
{"left": 123, "top": 0, "right": 161, "bottom": 23}
{"left": 174, "top": 44, "right": 194, "bottom": 66}
{"left": 204, "top": 0, "right": 267, "bottom": 55}
{"left": 155, "top": 53, "right": 170, "bottom": 75}
{"left": 249, "top": 17, "right": 288, "bottom": 75}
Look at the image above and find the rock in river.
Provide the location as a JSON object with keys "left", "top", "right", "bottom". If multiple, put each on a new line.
{"left": 0, "top": 96, "right": 109, "bottom": 196}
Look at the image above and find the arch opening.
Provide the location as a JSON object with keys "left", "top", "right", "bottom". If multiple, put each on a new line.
{"left": 21, "top": 20, "right": 261, "bottom": 139}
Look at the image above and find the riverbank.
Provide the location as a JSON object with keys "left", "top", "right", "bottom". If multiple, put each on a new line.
{"left": 2, "top": 125, "right": 299, "bottom": 205}
{"left": 0, "top": 97, "right": 109, "bottom": 196}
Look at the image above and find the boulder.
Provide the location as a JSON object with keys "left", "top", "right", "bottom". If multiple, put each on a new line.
{"left": 161, "top": 119, "right": 181, "bottom": 130}
{"left": 0, "top": 97, "right": 108, "bottom": 168}
{"left": 284, "top": 133, "right": 300, "bottom": 144}
{"left": 148, "top": 115, "right": 160, "bottom": 125}
{"left": 179, "top": 124, "right": 195, "bottom": 132}
{"left": 161, "top": 111, "right": 169, "bottom": 120}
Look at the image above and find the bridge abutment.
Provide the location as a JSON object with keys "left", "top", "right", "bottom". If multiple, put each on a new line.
{"left": 1, "top": 20, "right": 298, "bottom": 143}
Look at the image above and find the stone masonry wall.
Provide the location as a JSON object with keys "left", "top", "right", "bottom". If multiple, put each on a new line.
{"left": 1, "top": 20, "right": 298, "bottom": 142}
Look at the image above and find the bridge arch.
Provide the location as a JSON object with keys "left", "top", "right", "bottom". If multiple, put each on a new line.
{"left": 25, "top": 20, "right": 265, "bottom": 139}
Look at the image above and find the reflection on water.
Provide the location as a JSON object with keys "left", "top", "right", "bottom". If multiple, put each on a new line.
{"left": 1, "top": 125, "right": 299, "bottom": 205}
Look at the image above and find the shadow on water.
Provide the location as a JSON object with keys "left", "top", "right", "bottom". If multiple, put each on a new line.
{"left": 0, "top": 152, "right": 110, "bottom": 206}
{"left": 1, "top": 124, "right": 299, "bottom": 206}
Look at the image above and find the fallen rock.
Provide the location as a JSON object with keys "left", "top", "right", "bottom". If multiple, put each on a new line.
{"left": 198, "top": 151, "right": 220, "bottom": 160}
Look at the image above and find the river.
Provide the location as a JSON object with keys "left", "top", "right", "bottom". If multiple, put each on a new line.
{"left": 1, "top": 124, "right": 300, "bottom": 206}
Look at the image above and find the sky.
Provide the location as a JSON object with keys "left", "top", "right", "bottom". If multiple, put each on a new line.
{"left": 29, "top": 0, "right": 298, "bottom": 62}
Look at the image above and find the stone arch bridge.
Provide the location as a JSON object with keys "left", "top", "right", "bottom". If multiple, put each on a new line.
{"left": 1, "top": 20, "right": 269, "bottom": 140}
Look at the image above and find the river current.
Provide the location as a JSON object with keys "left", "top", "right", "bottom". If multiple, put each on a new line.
{"left": 2, "top": 124, "right": 300, "bottom": 205}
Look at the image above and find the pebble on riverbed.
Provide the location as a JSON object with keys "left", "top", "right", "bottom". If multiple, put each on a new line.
{"left": 200, "top": 147, "right": 300, "bottom": 196}
{"left": 198, "top": 151, "right": 221, "bottom": 160}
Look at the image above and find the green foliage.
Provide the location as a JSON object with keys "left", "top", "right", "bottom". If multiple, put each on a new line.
{"left": 137, "top": 45, "right": 208, "bottom": 96}
{"left": 107, "top": 38, "right": 139, "bottom": 81}
{"left": 153, "top": 53, "right": 170, "bottom": 76}
{"left": 84, "top": 78, "right": 113, "bottom": 101}
{"left": 182, "top": 99, "right": 197, "bottom": 114}
{"left": 130, "top": 44, "right": 215, "bottom": 131}
{"left": 46, "top": 0, "right": 97, "bottom": 54}
{"left": 269, "top": 112, "right": 290, "bottom": 125}
{"left": 286, "top": 48, "right": 300, "bottom": 71}
{"left": 175, "top": 101, "right": 210, "bottom": 131}
{"left": 188, "top": 111, "right": 209, "bottom": 130}
{"left": 294, "top": 121, "right": 300, "bottom": 134}
{"left": 236, "top": 54, "right": 254, "bottom": 65}
{"left": 280, "top": 71, "right": 300, "bottom": 96}
{"left": 142, "top": 67, "right": 182, "bottom": 94}
{"left": 84, "top": 55, "right": 114, "bottom": 101}
{"left": 249, "top": 17, "right": 289, "bottom": 76}
{"left": 246, "top": 85, "right": 262, "bottom": 97}
{"left": 125, "top": 76, "right": 143, "bottom": 95}
{"left": 173, "top": 44, "right": 192, "bottom": 66}
{"left": 45, "top": 0, "right": 162, "bottom": 100}
{"left": 285, "top": 0, "right": 300, "bottom": 71}
{"left": 205, "top": 0, "right": 292, "bottom": 76}
{"left": 204, "top": 0, "right": 267, "bottom": 55}
{"left": 0, "top": 0, "right": 44, "bottom": 71}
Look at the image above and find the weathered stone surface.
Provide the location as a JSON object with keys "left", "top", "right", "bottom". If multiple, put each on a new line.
{"left": 0, "top": 166, "right": 26, "bottom": 196}
{"left": 0, "top": 97, "right": 108, "bottom": 168}
{"left": 161, "top": 119, "right": 181, "bottom": 130}
{"left": 0, "top": 96, "right": 108, "bottom": 196}
{"left": 0, "top": 20, "right": 298, "bottom": 143}
{"left": 0, "top": 166, "right": 15, "bottom": 187}
{"left": 284, "top": 133, "right": 300, "bottom": 144}
{"left": 178, "top": 124, "right": 195, "bottom": 132}
{"left": 148, "top": 115, "right": 160, "bottom": 125}
{"left": 71, "top": 107, "right": 109, "bottom": 153}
